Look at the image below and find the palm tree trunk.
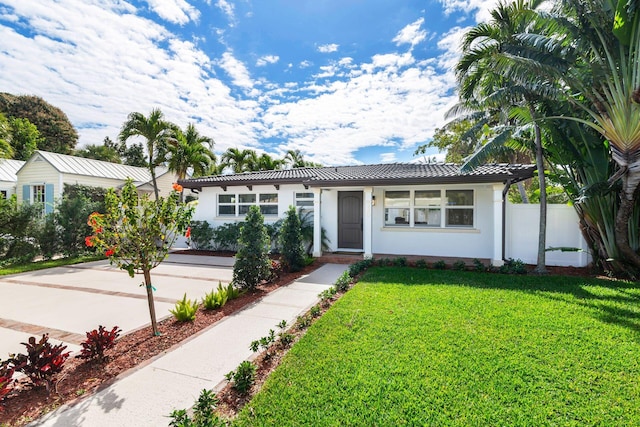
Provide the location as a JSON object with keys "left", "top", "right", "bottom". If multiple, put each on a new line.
{"left": 532, "top": 115, "right": 548, "bottom": 274}
{"left": 516, "top": 181, "right": 529, "bottom": 203}
{"left": 143, "top": 268, "right": 160, "bottom": 336}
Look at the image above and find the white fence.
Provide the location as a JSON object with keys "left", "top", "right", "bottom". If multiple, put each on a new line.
{"left": 505, "top": 202, "right": 591, "bottom": 267}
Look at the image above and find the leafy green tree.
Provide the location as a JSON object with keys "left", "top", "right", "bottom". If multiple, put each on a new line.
{"left": 85, "top": 179, "right": 193, "bottom": 336}
{"left": 57, "top": 184, "right": 106, "bottom": 256}
{"left": 278, "top": 206, "right": 305, "bottom": 272}
{"left": 0, "top": 113, "right": 13, "bottom": 159}
{"left": 0, "top": 93, "right": 78, "bottom": 154}
{"left": 119, "top": 109, "right": 177, "bottom": 200}
{"left": 233, "top": 205, "right": 271, "bottom": 289}
{"left": 9, "top": 117, "right": 42, "bottom": 160}
{"left": 283, "top": 149, "right": 321, "bottom": 168}
{"left": 0, "top": 194, "right": 40, "bottom": 264}
{"left": 414, "top": 120, "right": 476, "bottom": 164}
{"left": 75, "top": 140, "right": 122, "bottom": 163}
{"left": 122, "top": 142, "right": 148, "bottom": 167}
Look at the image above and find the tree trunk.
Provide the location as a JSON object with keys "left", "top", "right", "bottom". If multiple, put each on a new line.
{"left": 615, "top": 182, "right": 640, "bottom": 273}
{"left": 143, "top": 268, "right": 160, "bottom": 336}
{"left": 517, "top": 181, "right": 529, "bottom": 203}
{"left": 150, "top": 167, "right": 159, "bottom": 201}
{"left": 532, "top": 117, "right": 548, "bottom": 274}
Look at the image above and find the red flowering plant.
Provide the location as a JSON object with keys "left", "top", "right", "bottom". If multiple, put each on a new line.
{"left": 85, "top": 179, "right": 193, "bottom": 336}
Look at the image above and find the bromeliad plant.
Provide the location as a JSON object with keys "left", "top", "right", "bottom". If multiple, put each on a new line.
{"left": 202, "top": 281, "right": 239, "bottom": 310}
{"left": 76, "top": 325, "right": 122, "bottom": 362}
{"left": 85, "top": 179, "right": 193, "bottom": 336}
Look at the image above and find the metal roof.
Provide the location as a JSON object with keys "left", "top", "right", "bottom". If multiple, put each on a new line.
{"left": 0, "top": 159, "right": 26, "bottom": 182}
{"left": 21, "top": 151, "right": 168, "bottom": 183}
{"left": 180, "top": 163, "right": 536, "bottom": 189}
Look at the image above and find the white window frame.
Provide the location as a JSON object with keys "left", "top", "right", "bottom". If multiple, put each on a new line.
{"left": 383, "top": 189, "right": 474, "bottom": 229}
{"left": 294, "top": 192, "right": 314, "bottom": 212}
{"left": 217, "top": 192, "right": 279, "bottom": 217}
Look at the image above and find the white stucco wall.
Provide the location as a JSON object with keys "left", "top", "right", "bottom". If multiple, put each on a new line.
{"left": 369, "top": 184, "right": 495, "bottom": 259}
{"left": 192, "top": 184, "right": 308, "bottom": 226}
{"left": 505, "top": 202, "right": 591, "bottom": 267}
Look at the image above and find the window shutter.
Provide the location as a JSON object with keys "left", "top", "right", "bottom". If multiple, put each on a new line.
{"left": 22, "top": 185, "right": 30, "bottom": 204}
{"left": 45, "top": 183, "right": 54, "bottom": 214}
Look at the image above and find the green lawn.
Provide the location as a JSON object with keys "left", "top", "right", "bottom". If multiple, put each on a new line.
{"left": 233, "top": 267, "right": 640, "bottom": 426}
{"left": 0, "top": 254, "right": 104, "bottom": 276}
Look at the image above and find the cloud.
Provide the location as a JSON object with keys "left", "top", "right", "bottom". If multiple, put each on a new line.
{"left": 317, "top": 43, "right": 339, "bottom": 53}
{"left": 216, "top": 0, "right": 237, "bottom": 26}
{"left": 218, "top": 51, "right": 254, "bottom": 88}
{"left": 393, "top": 18, "right": 427, "bottom": 47}
{"left": 0, "top": 0, "right": 260, "bottom": 153}
{"left": 146, "top": 0, "right": 200, "bottom": 25}
{"left": 299, "top": 60, "right": 312, "bottom": 68}
{"left": 438, "top": 0, "right": 497, "bottom": 23}
{"left": 380, "top": 152, "right": 397, "bottom": 163}
{"left": 256, "top": 54, "right": 279, "bottom": 66}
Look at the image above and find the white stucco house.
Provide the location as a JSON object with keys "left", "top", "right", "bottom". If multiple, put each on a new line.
{"left": 5, "top": 150, "right": 177, "bottom": 214}
{"left": 177, "top": 162, "right": 586, "bottom": 267}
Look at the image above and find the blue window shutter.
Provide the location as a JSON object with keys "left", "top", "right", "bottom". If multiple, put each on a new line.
{"left": 22, "top": 185, "right": 30, "bottom": 204}
{"left": 45, "top": 183, "right": 54, "bottom": 214}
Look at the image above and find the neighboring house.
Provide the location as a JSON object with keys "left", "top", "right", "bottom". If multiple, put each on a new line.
{"left": 0, "top": 159, "right": 25, "bottom": 199}
{"left": 15, "top": 150, "right": 178, "bottom": 214}
{"left": 180, "top": 163, "right": 582, "bottom": 267}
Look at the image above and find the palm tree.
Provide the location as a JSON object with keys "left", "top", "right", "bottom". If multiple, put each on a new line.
{"left": 119, "top": 109, "right": 176, "bottom": 200}
{"left": 255, "top": 153, "right": 284, "bottom": 171}
{"left": 221, "top": 148, "right": 257, "bottom": 173}
{"left": 284, "top": 149, "right": 306, "bottom": 168}
{"left": 454, "top": 0, "right": 561, "bottom": 273}
{"left": 167, "top": 124, "right": 215, "bottom": 180}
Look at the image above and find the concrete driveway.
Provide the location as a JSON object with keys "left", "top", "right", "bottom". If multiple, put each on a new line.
{"left": 0, "top": 254, "right": 235, "bottom": 358}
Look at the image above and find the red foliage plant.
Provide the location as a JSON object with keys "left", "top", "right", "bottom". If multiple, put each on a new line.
{"left": 77, "top": 325, "right": 122, "bottom": 362}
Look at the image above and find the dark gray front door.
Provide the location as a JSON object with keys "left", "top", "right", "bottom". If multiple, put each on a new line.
{"left": 338, "top": 191, "right": 363, "bottom": 249}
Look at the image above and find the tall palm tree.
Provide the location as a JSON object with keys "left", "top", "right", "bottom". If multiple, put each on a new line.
{"left": 221, "top": 148, "right": 257, "bottom": 173}
{"left": 119, "top": 108, "right": 176, "bottom": 200}
{"left": 455, "top": 0, "right": 562, "bottom": 273}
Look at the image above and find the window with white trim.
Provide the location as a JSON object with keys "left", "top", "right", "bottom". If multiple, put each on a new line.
{"left": 295, "top": 192, "right": 314, "bottom": 212}
{"left": 32, "top": 185, "right": 46, "bottom": 216}
{"left": 384, "top": 189, "right": 474, "bottom": 228}
{"left": 217, "top": 193, "right": 279, "bottom": 217}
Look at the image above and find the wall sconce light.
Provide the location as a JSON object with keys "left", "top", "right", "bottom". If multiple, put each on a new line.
{"left": 371, "top": 195, "right": 376, "bottom": 206}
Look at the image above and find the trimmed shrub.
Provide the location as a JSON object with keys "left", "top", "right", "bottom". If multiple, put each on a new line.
{"left": 278, "top": 206, "right": 305, "bottom": 272}
{"left": 212, "top": 222, "right": 242, "bottom": 251}
{"left": 189, "top": 220, "right": 215, "bottom": 250}
{"left": 233, "top": 206, "right": 271, "bottom": 289}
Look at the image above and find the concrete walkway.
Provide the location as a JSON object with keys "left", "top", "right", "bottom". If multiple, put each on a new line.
{"left": 32, "top": 263, "right": 347, "bottom": 427}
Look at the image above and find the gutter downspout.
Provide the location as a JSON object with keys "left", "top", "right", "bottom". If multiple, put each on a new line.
{"left": 502, "top": 179, "right": 513, "bottom": 262}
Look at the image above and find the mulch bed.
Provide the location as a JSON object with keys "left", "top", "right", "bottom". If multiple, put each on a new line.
{"left": 0, "top": 260, "right": 319, "bottom": 427}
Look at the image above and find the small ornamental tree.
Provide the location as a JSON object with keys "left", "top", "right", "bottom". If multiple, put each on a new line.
{"left": 233, "top": 205, "right": 270, "bottom": 289}
{"left": 86, "top": 180, "right": 193, "bottom": 336}
{"left": 279, "top": 205, "right": 305, "bottom": 272}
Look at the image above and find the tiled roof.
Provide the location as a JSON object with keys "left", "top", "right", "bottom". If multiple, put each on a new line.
{"left": 0, "top": 159, "right": 26, "bottom": 182}
{"left": 180, "top": 163, "right": 536, "bottom": 188}
{"left": 22, "top": 151, "right": 168, "bottom": 183}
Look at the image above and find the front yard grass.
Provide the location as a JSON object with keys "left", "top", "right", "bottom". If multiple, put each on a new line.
{"left": 233, "top": 267, "right": 640, "bottom": 426}
{"left": 0, "top": 254, "right": 104, "bottom": 276}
